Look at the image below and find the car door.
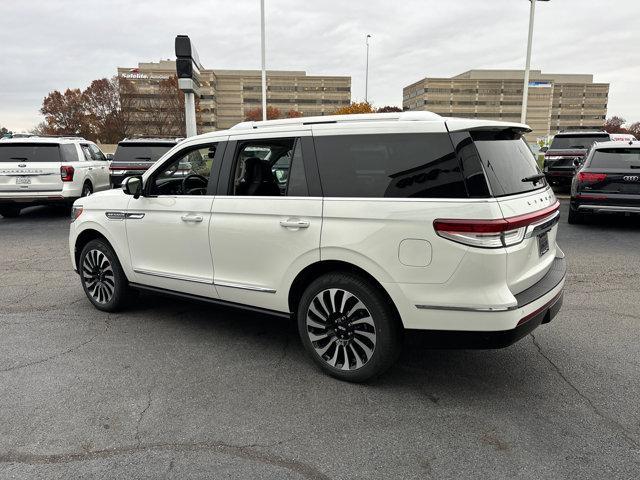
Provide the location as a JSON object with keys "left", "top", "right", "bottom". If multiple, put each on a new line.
{"left": 125, "top": 140, "right": 226, "bottom": 298}
{"left": 87, "top": 143, "right": 110, "bottom": 191}
{"left": 79, "top": 143, "right": 99, "bottom": 189}
{"left": 210, "top": 131, "right": 322, "bottom": 313}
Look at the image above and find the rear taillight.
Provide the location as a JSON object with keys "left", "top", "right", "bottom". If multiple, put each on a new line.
{"left": 577, "top": 172, "right": 607, "bottom": 183}
{"left": 60, "top": 165, "right": 75, "bottom": 182}
{"left": 434, "top": 201, "right": 560, "bottom": 249}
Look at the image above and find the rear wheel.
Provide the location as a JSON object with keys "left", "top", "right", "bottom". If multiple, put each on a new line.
{"left": 0, "top": 206, "right": 21, "bottom": 218}
{"left": 81, "top": 182, "right": 93, "bottom": 197}
{"left": 297, "top": 272, "right": 402, "bottom": 382}
{"left": 79, "top": 239, "right": 129, "bottom": 312}
{"left": 568, "top": 207, "right": 585, "bottom": 224}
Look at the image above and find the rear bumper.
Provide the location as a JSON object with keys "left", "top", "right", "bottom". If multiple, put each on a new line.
{"left": 0, "top": 192, "right": 75, "bottom": 207}
{"left": 391, "top": 253, "right": 566, "bottom": 342}
{"left": 571, "top": 194, "right": 640, "bottom": 214}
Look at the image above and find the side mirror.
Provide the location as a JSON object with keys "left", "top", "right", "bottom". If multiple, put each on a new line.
{"left": 105, "top": 153, "right": 114, "bottom": 161}
{"left": 573, "top": 158, "right": 583, "bottom": 169}
{"left": 539, "top": 146, "right": 549, "bottom": 153}
{"left": 122, "top": 176, "right": 142, "bottom": 199}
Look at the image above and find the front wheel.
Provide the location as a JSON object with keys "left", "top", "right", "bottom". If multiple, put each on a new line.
{"left": 297, "top": 272, "right": 402, "bottom": 382}
{"left": 79, "top": 239, "right": 129, "bottom": 312}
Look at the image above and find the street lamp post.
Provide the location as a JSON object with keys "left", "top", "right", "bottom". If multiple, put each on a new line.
{"left": 365, "top": 34, "right": 371, "bottom": 103}
{"left": 260, "top": 0, "right": 267, "bottom": 121}
{"left": 521, "top": 0, "right": 549, "bottom": 124}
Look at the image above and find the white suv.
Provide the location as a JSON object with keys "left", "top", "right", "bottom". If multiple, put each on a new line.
{"left": 0, "top": 136, "right": 110, "bottom": 217}
{"left": 69, "top": 112, "right": 566, "bottom": 382}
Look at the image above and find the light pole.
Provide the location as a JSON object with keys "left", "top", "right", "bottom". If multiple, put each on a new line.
{"left": 521, "top": 0, "right": 549, "bottom": 124}
{"left": 365, "top": 34, "right": 371, "bottom": 103}
{"left": 260, "top": 0, "right": 267, "bottom": 121}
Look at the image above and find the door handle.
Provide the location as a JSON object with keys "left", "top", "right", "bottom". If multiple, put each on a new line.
{"left": 280, "top": 218, "right": 310, "bottom": 229}
{"left": 181, "top": 214, "right": 203, "bottom": 223}
{"left": 88, "top": 167, "right": 93, "bottom": 170}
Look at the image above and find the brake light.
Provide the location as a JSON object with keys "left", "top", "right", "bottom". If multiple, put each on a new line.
{"left": 60, "top": 165, "right": 75, "bottom": 182}
{"left": 434, "top": 201, "right": 560, "bottom": 249}
{"left": 577, "top": 172, "right": 606, "bottom": 183}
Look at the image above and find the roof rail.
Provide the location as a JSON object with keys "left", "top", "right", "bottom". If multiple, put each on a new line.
{"left": 230, "top": 111, "right": 442, "bottom": 131}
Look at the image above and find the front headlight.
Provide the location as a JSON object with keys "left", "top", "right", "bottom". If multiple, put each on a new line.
{"left": 71, "top": 205, "right": 83, "bottom": 222}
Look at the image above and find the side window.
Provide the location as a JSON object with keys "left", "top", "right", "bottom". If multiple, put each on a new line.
{"left": 60, "top": 144, "right": 79, "bottom": 163}
{"left": 313, "top": 133, "right": 467, "bottom": 198}
{"left": 287, "top": 139, "right": 309, "bottom": 196}
{"left": 148, "top": 144, "right": 216, "bottom": 196}
{"left": 89, "top": 144, "right": 107, "bottom": 161}
{"left": 232, "top": 138, "right": 296, "bottom": 196}
{"left": 80, "top": 145, "right": 93, "bottom": 161}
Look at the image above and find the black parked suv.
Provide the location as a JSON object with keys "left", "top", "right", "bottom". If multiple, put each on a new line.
{"left": 543, "top": 131, "right": 611, "bottom": 187}
{"left": 569, "top": 141, "right": 640, "bottom": 223}
{"left": 109, "top": 138, "right": 181, "bottom": 187}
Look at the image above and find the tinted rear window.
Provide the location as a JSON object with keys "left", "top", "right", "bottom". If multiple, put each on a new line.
{"left": 550, "top": 134, "right": 609, "bottom": 150}
{"left": 112, "top": 144, "right": 174, "bottom": 162}
{"left": 313, "top": 133, "right": 466, "bottom": 198}
{"left": 471, "top": 130, "right": 544, "bottom": 197}
{"left": 0, "top": 144, "right": 61, "bottom": 163}
{"left": 590, "top": 148, "right": 640, "bottom": 169}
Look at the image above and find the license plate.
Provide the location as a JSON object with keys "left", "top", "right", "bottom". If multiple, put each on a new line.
{"left": 538, "top": 231, "right": 549, "bottom": 256}
{"left": 16, "top": 177, "right": 31, "bottom": 185}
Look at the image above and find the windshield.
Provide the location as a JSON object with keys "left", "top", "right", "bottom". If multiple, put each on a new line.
{"left": 590, "top": 148, "right": 640, "bottom": 169}
{"left": 471, "top": 130, "right": 545, "bottom": 197}
{"left": 112, "top": 144, "right": 174, "bottom": 163}
{"left": 550, "top": 134, "right": 609, "bottom": 150}
{"left": 0, "top": 144, "right": 61, "bottom": 163}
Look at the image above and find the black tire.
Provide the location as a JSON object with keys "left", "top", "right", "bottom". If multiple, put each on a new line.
{"left": 79, "top": 239, "right": 129, "bottom": 312}
{"left": 568, "top": 207, "right": 585, "bottom": 224}
{"left": 0, "top": 206, "right": 21, "bottom": 218}
{"left": 81, "top": 182, "right": 93, "bottom": 197}
{"left": 297, "top": 272, "right": 402, "bottom": 382}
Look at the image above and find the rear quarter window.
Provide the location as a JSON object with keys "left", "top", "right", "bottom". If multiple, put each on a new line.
{"left": 313, "top": 133, "right": 467, "bottom": 198}
{"left": 589, "top": 148, "right": 640, "bottom": 169}
{"left": 0, "top": 144, "right": 62, "bottom": 163}
{"left": 113, "top": 144, "right": 174, "bottom": 163}
{"left": 471, "top": 130, "right": 544, "bottom": 197}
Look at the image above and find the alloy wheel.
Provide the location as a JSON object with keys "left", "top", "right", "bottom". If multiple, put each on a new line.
{"left": 306, "top": 288, "right": 376, "bottom": 371}
{"left": 82, "top": 249, "right": 115, "bottom": 304}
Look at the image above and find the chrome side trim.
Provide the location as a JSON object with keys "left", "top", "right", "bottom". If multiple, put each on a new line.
{"left": 214, "top": 280, "right": 276, "bottom": 293}
{"left": 578, "top": 205, "right": 640, "bottom": 213}
{"left": 105, "top": 211, "right": 125, "bottom": 220}
{"left": 415, "top": 304, "right": 518, "bottom": 312}
{"left": 134, "top": 268, "right": 213, "bottom": 284}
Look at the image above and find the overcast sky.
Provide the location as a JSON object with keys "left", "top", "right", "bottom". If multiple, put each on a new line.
{"left": 1, "top": 0, "right": 638, "bottom": 131}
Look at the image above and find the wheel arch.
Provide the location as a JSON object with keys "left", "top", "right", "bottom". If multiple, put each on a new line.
{"left": 74, "top": 228, "right": 110, "bottom": 268}
{"left": 287, "top": 260, "right": 400, "bottom": 321}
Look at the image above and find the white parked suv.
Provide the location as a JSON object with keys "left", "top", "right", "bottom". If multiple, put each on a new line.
{"left": 69, "top": 112, "right": 566, "bottom": 382}
{"left": 0, "top": 136, "right": 110, "bottom": 217}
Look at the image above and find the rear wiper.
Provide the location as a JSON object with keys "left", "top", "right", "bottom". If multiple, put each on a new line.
{"left": 522, "top": 173, "right": 546, "bottom": 185}
{"left": 134, "top": 157, "right": 152, "bottom": 160}
{"left": 10, "top": 157, "right": 28, "bottom": 161}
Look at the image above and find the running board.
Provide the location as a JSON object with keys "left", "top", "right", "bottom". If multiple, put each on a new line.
{"left": 129, "top": 282, "right": 291, "bottom": 319}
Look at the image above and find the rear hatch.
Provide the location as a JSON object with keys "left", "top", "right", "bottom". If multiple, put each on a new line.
{"left": 579, "top": 147, "right": 640, "bottom": 199}
{"left": 109, "top": 142, "right": 175, "bottom": 175}
{"left": 469, "top": 129, "right": 559, "bottom": 295}
{"left": 545, "top": 133, "right": 610, "bottom": 171}
{"left": 0, "top": 143, "right": 65, "bottom": 193}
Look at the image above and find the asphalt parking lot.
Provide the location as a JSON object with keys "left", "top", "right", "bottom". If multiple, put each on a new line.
{"left": 1, "top": 201, "right": 639, "bottom": 479}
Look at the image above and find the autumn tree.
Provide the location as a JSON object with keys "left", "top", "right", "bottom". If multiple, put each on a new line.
{"left": 244, "top": 106, "right": 282, "bottom": 121}
{"left": 333, "top": 102, "right": 374, "bottom": 115}
{"left": 82, "top": 77, "right": 134, "bottom": 143}
{"left": 40, "top": 88, "right": 92, "bottom": 139}
{"left": 603, "top": 116, "right": 627, "bottom": 134}
{"left": 0, "top": 126, "right": 9, "bottom": 136}
{"left": 286, "top": 109, "right": 303, "bottom": 118}
{"left": 376, "top": 105, "right": 402, "bottom": 113}
{"left": 628, "top": 122, "right": 640, "bottom": 140}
